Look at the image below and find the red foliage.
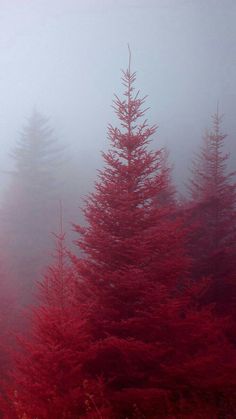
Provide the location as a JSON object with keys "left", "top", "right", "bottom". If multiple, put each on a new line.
{"left": 1, "top": 233, "right": 110, "bottom": 419}
{"left": 3, "top": 60, "right": 236, "bottom": 418}
{"left": 72, "top": 58, "right": 236, "bottom": 416}
{"left": 188, "top": 109, "right": 236, "bottom": 281}
{"left": 186, "top": 109, "right": 236, "bottom": 349}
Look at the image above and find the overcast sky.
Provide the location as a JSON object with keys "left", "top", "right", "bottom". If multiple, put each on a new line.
{"left": 0, "top": 0, "right": 236, "bottom": 190}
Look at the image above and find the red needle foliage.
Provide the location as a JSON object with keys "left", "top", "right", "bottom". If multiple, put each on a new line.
{"left": 186, "top": 110, "right": 236, "bottom": 332}
{"left": 3, "top": 59, "right": 236, "bottom": 419}
{"left": 1, "top": 233, "right": 109, "bottom": 419}
{"left": 188, "top": 109, "right": 236, "bottom": 281}
{"left": 72, "top": 58, "right": 236, "bottom": 417}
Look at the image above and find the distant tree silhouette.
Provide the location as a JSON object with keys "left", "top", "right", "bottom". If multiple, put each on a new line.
{"left": 186, "top": 109, "right": 236, "bottom": 341}
{"left": 1, "top": 110, "right": 64, "bottom": 305}
{"left": 188, "top": 109, "right": 236, "bottom": 281}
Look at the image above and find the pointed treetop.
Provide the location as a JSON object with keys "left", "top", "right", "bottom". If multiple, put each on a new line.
{"left": 212, "top": 102, "right": 224, "bottom": 134}
{"left": 128, "top": 43, "right": 131, "bottom": 75}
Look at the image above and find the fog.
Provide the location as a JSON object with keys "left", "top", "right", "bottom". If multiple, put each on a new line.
{"left": 0, "top": 2, "right": 236, "bottom": 416}
{"left": 0, "top": 0, "right": 235, "bottom": 191}
{"left": 1, "top": 0, "right": 235, "bottom": 303}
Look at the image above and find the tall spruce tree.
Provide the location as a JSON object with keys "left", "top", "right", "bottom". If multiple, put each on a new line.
{"left": 2, "top": 230, "right": 105, "bottom": 419}
{"left": 188, "top": 109, "right": 236, "bottom": 280}
{"left": 187, "top": 110, "right": 236, "bottom": 322}
{"left": 71, "top": 55, "right": 236, "bottom": 417}
{"left": 1, "top": 110, "right": 64, "bottom": 304}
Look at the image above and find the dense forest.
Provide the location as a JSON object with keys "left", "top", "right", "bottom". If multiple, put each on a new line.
{"left": 0, "top": 55, "right": 235, "bottom": 418}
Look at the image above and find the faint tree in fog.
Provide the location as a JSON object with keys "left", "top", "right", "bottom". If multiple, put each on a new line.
{"left": 1, "top": 110, "right": 65, "bottom": 305}
{"left": 186, "top": 109, "right": 236, "bottom": 329}
{"left": 188, "top": 109, "right": 236, "bottom": 281}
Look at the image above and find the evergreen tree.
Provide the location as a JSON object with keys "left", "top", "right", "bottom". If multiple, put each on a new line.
{"left": 72, "top": 56, "right": 236, "bottom": 417}
{"left": 2, "top": 231, "right": 108, "bottom": 419}
{"left": 186, "top": 109, "right": 236, "bottom": 328}
{"left": 1, "top": 110, "right": 64, "bottom": 304}
{"left": 188, "top": 109, "right": 236, "bottom": 281}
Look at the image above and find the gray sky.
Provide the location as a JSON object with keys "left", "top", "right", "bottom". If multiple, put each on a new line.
{"left": 0, "top": 0, "right": 236, "bottom": 190}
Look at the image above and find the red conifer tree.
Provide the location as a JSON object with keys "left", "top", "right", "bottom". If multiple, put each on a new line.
{"left": 72, "top": 55, "right": 236, "bottom": 417}
{"left": 186, "top": 109, "right": 236, "bottom": 339}
{"left": 2, "top": 230, "right": 108, "bottom": 419}
{"left": 188, "top": 109, "right": 236, "bottom": 281}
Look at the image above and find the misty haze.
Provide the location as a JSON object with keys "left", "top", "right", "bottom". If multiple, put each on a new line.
{"left": 0, "top": 1, "right": 236, "bottom": 418}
